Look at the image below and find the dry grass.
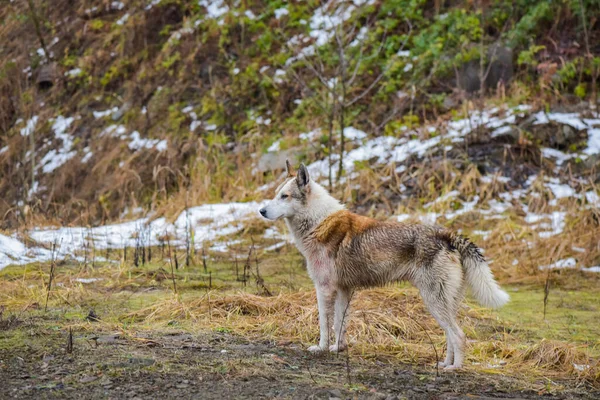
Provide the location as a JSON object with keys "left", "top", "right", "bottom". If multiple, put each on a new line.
{"left": 1, "top": 250, "right": 599, "bottom": 390}
{"left": 117, "top": 286, "right": 598, "bottom": 386}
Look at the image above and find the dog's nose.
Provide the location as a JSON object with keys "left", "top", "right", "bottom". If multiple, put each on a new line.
{"left": 259, "top": 208, "right": 267, "bottom": 217}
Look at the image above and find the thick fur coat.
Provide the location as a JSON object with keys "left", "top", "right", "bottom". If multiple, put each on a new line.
{"left": 259, "top": 161, "right": 509, "bottom": 369}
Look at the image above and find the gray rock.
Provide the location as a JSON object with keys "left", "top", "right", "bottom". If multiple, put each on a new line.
{"left": 257, "top": 148, "right": 298, "bottom": 173}
{"left": 458, "top": 45, "right": 513, "bottom": 94}
{"left": 112, "top": 102, "right": 131, "bottom": 121}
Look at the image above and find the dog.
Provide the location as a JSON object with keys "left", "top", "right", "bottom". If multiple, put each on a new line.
{"left": 259, "top": 161, "right": 509, "bottom": 369}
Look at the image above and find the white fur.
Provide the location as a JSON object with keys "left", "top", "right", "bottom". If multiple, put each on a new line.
{"left": 463, "top": 258, "right": 510, "bottom": 309}
{"left": 260, "top": 167, "right": 506, "bottom": 368}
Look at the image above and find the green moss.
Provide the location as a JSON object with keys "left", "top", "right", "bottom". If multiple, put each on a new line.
{"left": 495, "top": 287, "right": 600, "bottom": 350}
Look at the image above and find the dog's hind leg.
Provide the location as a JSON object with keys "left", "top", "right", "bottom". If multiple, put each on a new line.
{"left": 417, "top": 257, "right": 466, "bottom": 369}
{"left": 331, "top": 288, "right": 351, "bottom": 353}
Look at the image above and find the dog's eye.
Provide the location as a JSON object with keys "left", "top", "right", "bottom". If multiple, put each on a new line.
{"left": 281, "top": 194, "right": 289, "bottom": 199}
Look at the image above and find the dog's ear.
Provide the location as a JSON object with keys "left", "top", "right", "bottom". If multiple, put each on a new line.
{"left": 285, "top": 159, "right": 295, "bottom": 177}
{"left": 296, "top": 163, "right": 310, "bottom": 188}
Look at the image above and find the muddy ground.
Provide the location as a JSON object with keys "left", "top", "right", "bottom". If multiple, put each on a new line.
{"left": 1, "top": 316, "right": 597, "bottom": 400}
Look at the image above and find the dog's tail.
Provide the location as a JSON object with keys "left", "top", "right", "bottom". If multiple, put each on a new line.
{"left": 450, "top": 234, "right": 510, "bottom": 309}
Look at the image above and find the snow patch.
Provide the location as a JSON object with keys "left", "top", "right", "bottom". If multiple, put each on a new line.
{"left": 274, "top": 7, "right": 289, "bottom": 19}
{"left": 40, "top": 116, "right": 77, "bottom": 173}
{"left": 20, "top": 116, "right": 38, "bottom": 137}
{"left": 539, "top": 258, "right": 577, "bottom": 271}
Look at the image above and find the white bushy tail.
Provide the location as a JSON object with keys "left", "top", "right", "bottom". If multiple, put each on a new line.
{"left": 451, "top": 235, "right": 510, "bottom": 308}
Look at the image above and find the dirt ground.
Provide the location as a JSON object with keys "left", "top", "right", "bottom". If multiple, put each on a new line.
{"left": 1, "top": 316, "right": 597, "bottom": 400}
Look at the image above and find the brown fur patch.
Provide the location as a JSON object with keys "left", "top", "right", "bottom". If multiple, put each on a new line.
{"left": 313, "top": 210, "right": 378, "bottom": 251}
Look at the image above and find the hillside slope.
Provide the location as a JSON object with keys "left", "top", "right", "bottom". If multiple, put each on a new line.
{"left": 0, "top": 0, "right": 599, "bottom": 229}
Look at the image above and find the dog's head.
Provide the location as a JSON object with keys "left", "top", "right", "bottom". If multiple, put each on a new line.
{"left": 259, "top": 160, "right": 310, "bottom": 221}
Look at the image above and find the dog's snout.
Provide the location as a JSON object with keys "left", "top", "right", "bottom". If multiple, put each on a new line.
{"left": 259, "top": 208, "right": 267, "bottom": 217}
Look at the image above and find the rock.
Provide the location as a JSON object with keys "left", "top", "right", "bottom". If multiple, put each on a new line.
{"left": 97, "top": 334, "right": 120, "bottom": 344}
{"left": 256, "top": 148, "right": 299, "bottom": 173}
{"left": 79, "top": 375, "right": 98, "bottom": 383}
{"left": 556, "top": 124, "right": 576, "bottom": 147}
{"left": 112, "top": 102, "right": 131, "bottom": 121}
{"left": 127, "top": 357, "right": 155, "bottom": 366}
{"left": 458, "top": 45, "right": 513, "bottom": 93}
{"left": 368, "top": 392, "right": 389, "bottom": 400}
{"left": 85, "top": 309, "right": 100, "bottom": 322}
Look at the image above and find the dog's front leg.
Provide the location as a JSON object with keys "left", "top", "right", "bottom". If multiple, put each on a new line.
{"left": 308, "top": 285, "right": 334, "bottom": 353}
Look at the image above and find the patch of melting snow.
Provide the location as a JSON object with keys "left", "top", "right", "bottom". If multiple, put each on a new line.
{"left": 0, "top": 146, "right": 9, "bottom": 155}
{"left": 267, "top": 140, "right": 280, "bottom": 152}
{"left": 445, "top": 196, "right": 479, "bottom": 220}
{"left": 93, "top": 107, "right": 118, "bottom": 119}
{"left": 424, "top": 191, "right": 459, "bottom": 208}
{"left": 81, "top": 148, "right": 93, "bottom": 163}
{"left": 299, "top": 129, "right": 321, "bottom": 142}
{"left": 539, "top": 257, "right": 577, "bottom": 271}
{"left": 273, "top": 69, "right": 286, "bottom": 84}
{"left": 585, "top": 190, "right": 600, "bottom": 206}
{"left": 128, "top": 131, "right": 167, "bottom": 151}
{"left": 75, "top": 278, "right": 103, "bottom": 284}
{"left": 285, "top": 0, "right": 365, "bottom": 65}
{"left": 396, "top": 214, "right": 411, "bottom": 222}
{"left": 573, "top": 363, "right": 591, "bottom": 371}
{"left": 20, "top": 116, "right": 38, "bottom": 137}
{"left": 541, "top": 148, "right": 576, "bottom": 166}
{"left": 545, "top": 182, "right": 576, "bottom": 199}
{"left": 533, "top": 112, "right": 589, "bottom": 130}
{"left": 584, "top": 128, "right": 600, "bottom": 155}
{"left": 274, "top": 7, "right": 289, "bottom": 19}
{"left": 198, "top": 0, "right": 229, "bottom": 21}
{"left": 40, "top": 116, "right": 77, "bottom": 173}
{"left": 145, "top": 0, "right": 161, "bottom": 10}
{"left": 210, "top": 239, "right": 242, "bottom": 252}
{"left": 525, "top": 210, "right": 566, "bottom": 238}
{"left": 264, "top": 241, "right": 286, "bottom": 252}
{"left": 101, "top": 124, "right": 127, "bottom": 137}
{"left": 116, "top": 13, "right": 129, "bottom": 26}
{"left": 343, "top": 127, "right": 367, "bottom": 141}
{"left": 350, "top": 26, "right": 368, "bottom": 47}
{"left": 0, "top": 201, "right": 266, "bottom": 270}
{"left": 0, "top": 233, "right": 52, "bottom": 269}
{"left": 306, "top": 108, "right": 529, "bottom": 182}
{"left": 472, "top": 230, "right": 491, "bottom": 240}
{"left": 65, "top": 68, "right": 82, "bottom": 77}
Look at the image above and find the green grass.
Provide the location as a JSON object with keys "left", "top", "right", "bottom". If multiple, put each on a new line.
{"left": 497, "top": 287, "right": 600, "bottom": 348}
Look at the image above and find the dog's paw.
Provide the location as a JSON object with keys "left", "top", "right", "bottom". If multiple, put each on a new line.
{"left": 443, "top": 364, "right": 462, "bottom": 371}
{"left": 329, "top": 344, "right": 347, "bottom": 353}
{"left": 437, "top": 361, "right": 448, "bottom": 368}
{"left": 307, "top": 345, "right": 325, "bottom": 353}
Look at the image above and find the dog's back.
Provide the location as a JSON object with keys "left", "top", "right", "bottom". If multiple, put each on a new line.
{"left": 311, "top": 210, "right": 508, "bottom": 309}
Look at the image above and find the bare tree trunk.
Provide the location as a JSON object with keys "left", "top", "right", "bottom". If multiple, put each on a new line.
{"left": 30, "top": 128, "right": 35, "bottom": 198}
{"left": 327, "top": 108, "right": 335, "bottom": 191}
{"left": 27, "top": 0, "right": 49, "bottom": 63}
{"left": 337, "top": 35, "right": 347, "bottom": 183}
{"left": 337, "top": 89, "right": 345, "bottom": 183}
{"left": 478, "top": 0, "right": 486, "bottom": 97}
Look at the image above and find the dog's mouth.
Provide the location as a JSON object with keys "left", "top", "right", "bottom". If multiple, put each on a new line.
{"left": 259, "top": 208, "right": 284, "bottom": 221}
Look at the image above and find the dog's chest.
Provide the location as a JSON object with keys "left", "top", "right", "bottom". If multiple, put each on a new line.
{"left": 302, "top": 241, "right": 336, "bottom": 287}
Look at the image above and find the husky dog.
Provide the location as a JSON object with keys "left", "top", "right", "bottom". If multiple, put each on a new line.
{"left": 259, "top": 161, "right": 509, "bottom": 369}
